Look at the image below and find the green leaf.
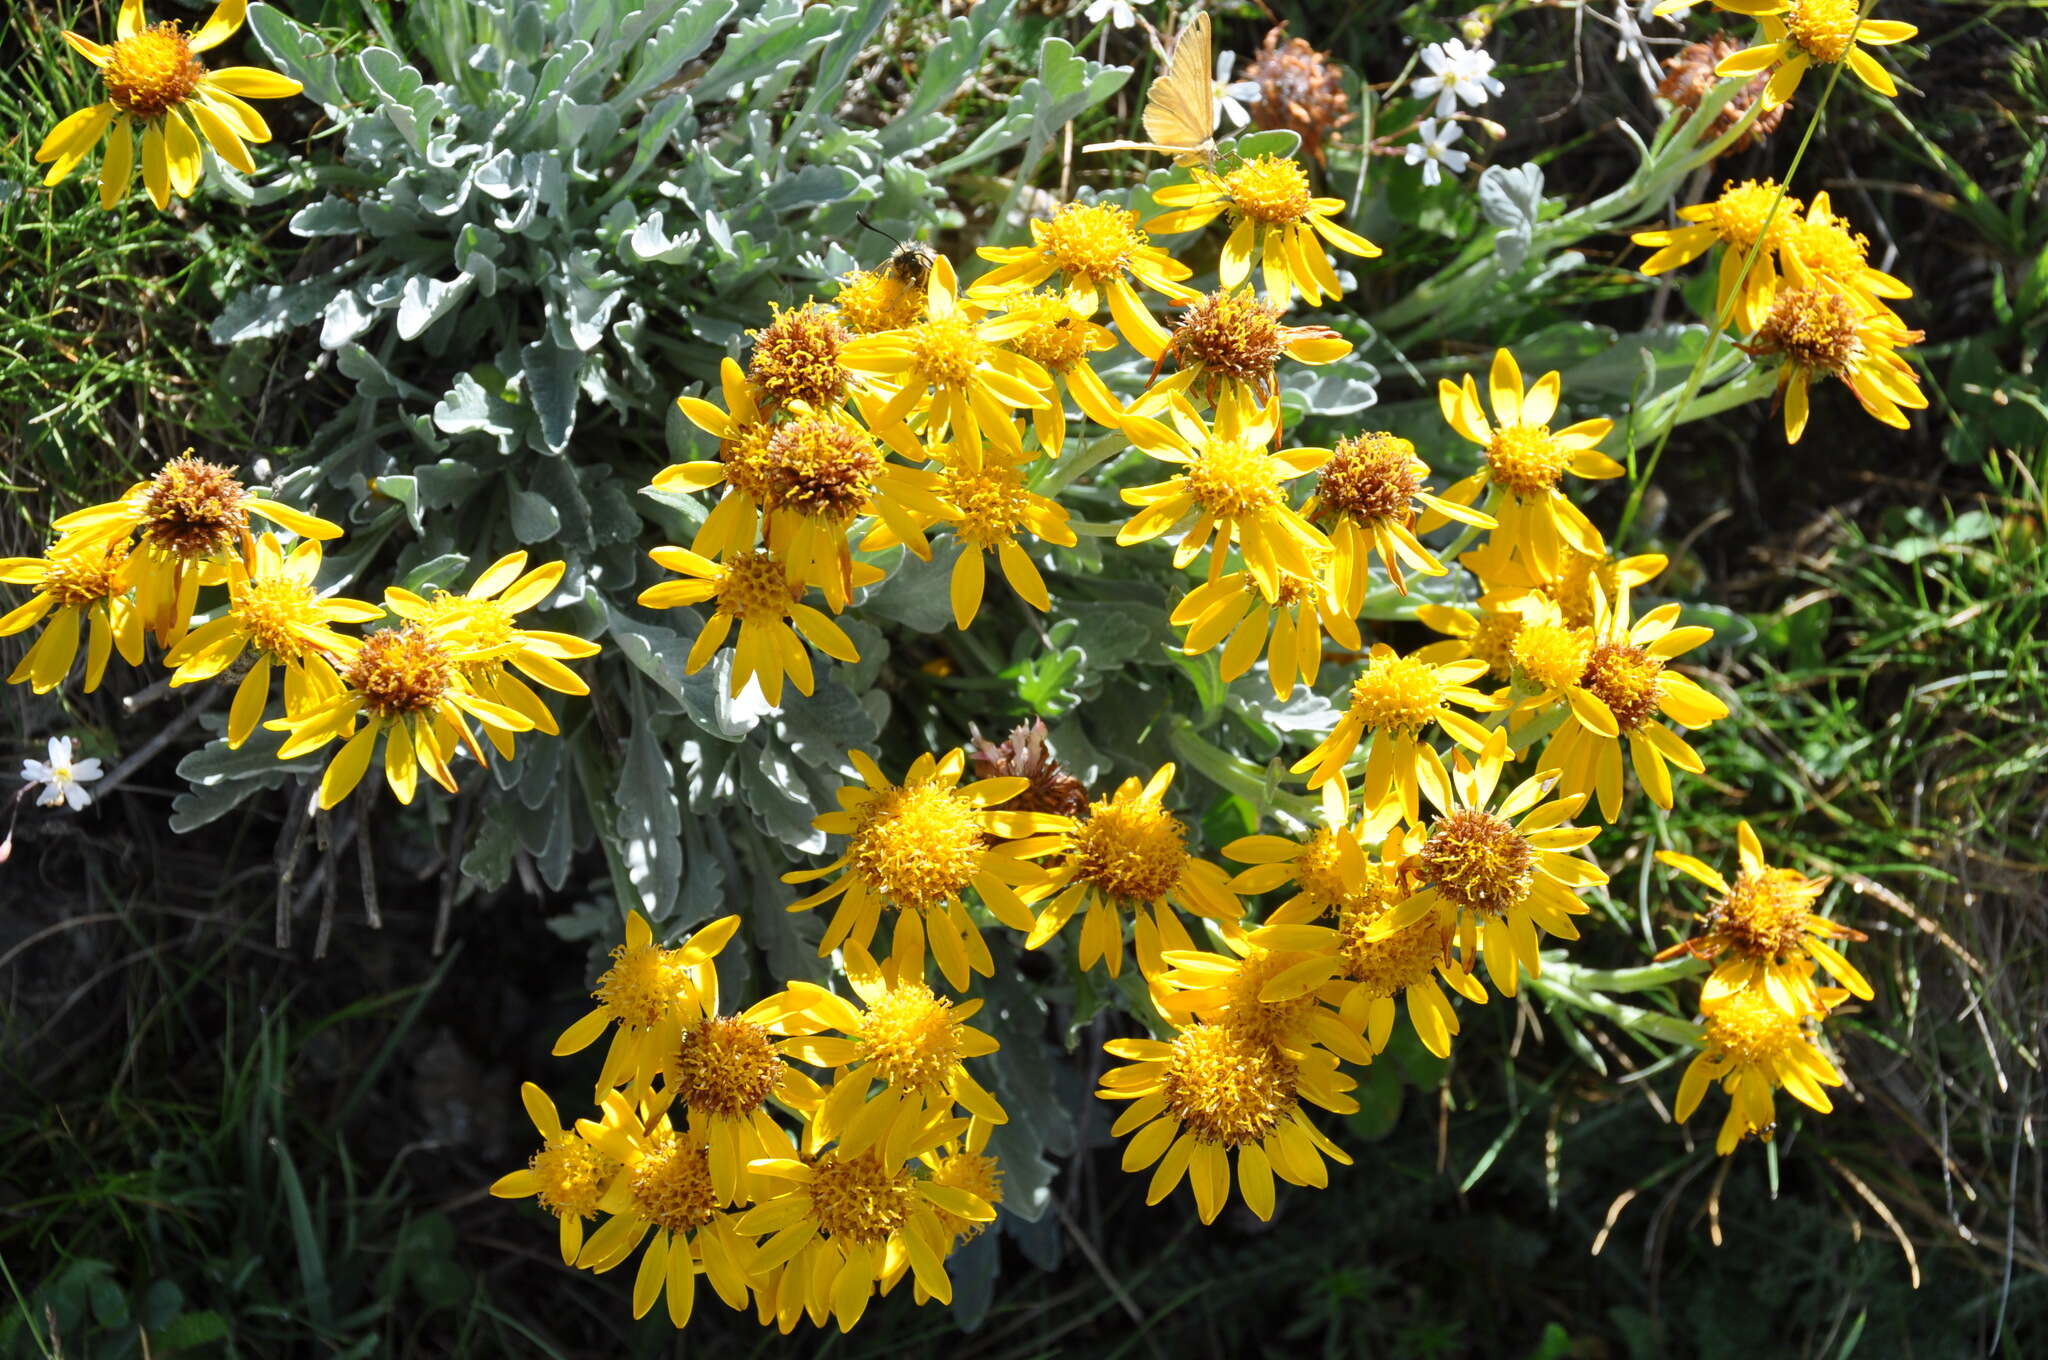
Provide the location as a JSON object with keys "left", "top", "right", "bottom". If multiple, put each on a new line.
{"left": 614, "top": 697, "right": 684, "bottom": 917}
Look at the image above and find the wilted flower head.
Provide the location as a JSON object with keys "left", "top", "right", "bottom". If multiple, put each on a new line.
{"left": 1241, "top": 28, "right": 1354, "bottom": 164}
{"left": 1659, "top": 36, "right": 1786, "bottom": 156}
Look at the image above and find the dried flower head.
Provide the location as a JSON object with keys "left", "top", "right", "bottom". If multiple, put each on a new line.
{"left": 1243, "top": 28, "right": 1355, "bottom": 165}
{"left": 1659, "top": 37, "right": 1785, "bottom": 156}
{"left": 969, "top": 719, "right": 1090, "bottom": 818}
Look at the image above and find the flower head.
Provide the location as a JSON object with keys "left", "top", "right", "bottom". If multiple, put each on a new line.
{"left": 969, "top": 201, "right": 1200, "bottom": 357}
{"left": 1715, "top": 1, "right": 1918, "bottom": 111}
{"left": 0, "top": 541, "right": 143, "bottom": 694}
{"left": 834, "top": 266, "right": 927, "bottom": 334}
{"left": 22, "top": 735, "right": 105, "bottom": 811}
{"left": 748, "top": 302, "right": 851, "bottom": 411}
{"left": 1148, "top": 155, "right": 1381, "bottom": 306}
{"left": 638, "top": 546, "right": 865, "bottom": 708}
{"left": 490, "top": 1083, "right": 624, "bottom": 1266}
{"left": 1305, "top": 431, "right": 1495, "bottom": 605}
{"left": 1742, "top": 286, "right": 1925, "bottom": 443}
{"left": 1242, "top": 29, "right": 1355, "bottom": 164}
{"left": 1409, "top": 39, "right": 1505, "bottom": 119}
{"left": 37, "top": 0, "right": 305, "bottom": 210}
{"left": 864, "top": 451, "right": 1074, "bottom": 629}
{"left": 1435, "top": 349, "right": 1620, "bottom": 578}
{"left": 1170, "top": 568, "right": 1361, "bottom": 699}
{"left": 1656, "top": 821, "right": 1872, "bottom": 1015}
{"left": 1403, "top": 118, "right": 1471, "bottom": 187}
{"left": 1631, "top": 179, "right": 1804, "bottom": 334}
{"left": 1136, "top": 288, "right": 1352, "bottom": 413}
{"left": 1025, "top": 765, "right": 1240, "bottom": 986}
{"left": 1675, "top": 988, "right": 1845, "bottom": 1155}
{"left": 1097, "top": 1023, "right": 1355, "bottom": 1223}
{"left": 967, "top": 719, "right": 1091, "bottom": 818}
{"left": 1658, "top": 36, "right": 1787, "bottom": 156}
{"left": 1289, "top": 645, "right": 1497, "bottom": 819}
{"left": 785, "top": 749, "right": 1067, "bottom": 990}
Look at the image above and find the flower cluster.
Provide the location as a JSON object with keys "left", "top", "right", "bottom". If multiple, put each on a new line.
{"left": 1657, "top": 824, "right": 1870, "bottom": 1152}
{"left": 499, "top": 901, "right": 1008, "bottom": 1332}
{"left": 2, "top": 454, "right": 598, "bottom": 808}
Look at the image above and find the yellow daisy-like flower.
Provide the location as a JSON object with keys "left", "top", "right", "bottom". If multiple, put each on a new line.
{"left": 1023, "top": 763, "right": 1242, "bottom": 984}
{"left": 1131, "top": 288, "right": 1352, "bottom": 416}
{"left": 1097, "top": 1023, "right": 1356, "bottom": 1224}
{"left": 1461, "top": 537, "right": 1668, "bottom": 631}
{"left": 1152, "top": 934, "right": 1373, "bottom": 1065}
{"left": 1169, "top": 568, "right": 1362, "bottom": 700}
{"left": 1413, "top": 600, "right": 1528, "bottom": 685}
{"left": 161, "top": 535, "right": 380, "bottom": 748}
{"left": 655, "top": 992, "right": 817, "bottom": 1206}
{"left": 269, "top": 623, "right": 534, "bottom": 808}
{"left": 52, "top": 454, "right": 341, "bottom": 647}
{"left": 636, "top": 546, "right": 865, "bottom": 707}
{"left": 1674, "top": 987, "right": 1846, "bottom": 1155}
{"left": 783, "top": 749, "right": 1067, "bottom": 992}
{"left": 1435, "top": 349, "right": 1621, "bottom": 578}
{"left": 1715, "top": 1, "right": 1918, "bottom": 111}
{"left": 1778, "top": 191, "right": 1914, "bottom": 322}
{"left": 862, "top": 449, "right": 1075, "bottom": 630}
{"left": 551, "top": 912, "right": 742, "bottom": 1099}
{"left": 1741, "top": 285, "right": 1926, "bottom": 444}
{"left": 747, "top": 301, "right": 852, "bottom": 413}
{"left": 753, "top": 405, "right": 954, "bottom": 612}
{"left": 1655, "top": 821, "right": 1873, "bottom": 1014}
{"left": 0, "top": 541, "right": 142, "bottom": 695}
{"left": 573, "top": 1095, "right": 762, "bottom": 1327}
{"left": 656, "top": 359, "right": 781, "bottom": 561}
{"left": 1535, "top": 585, "right": 1729, "bottom": 822}
{"left": 1289, "top": 645, "right": 1497, "bottom": 817}
{"left": 989, "top": 291, "right": 1126, "bottom": 454}
{"left": 36, "top": 0, "right": 304, "bottom": 211}
{"left": 842, "top": 256, "right": 1055, "bottom": 468}
{"left": 1302, "top": 431, "right": 1495, "bottom": 607}
{"left": 1630, "top": 179, "right": 1804, "bottom": 336}
{"left": 772, "top": 943, "right": 1007, "bottom": 1162}
{"left": 968, "top": 200, "right": 1201, "bottom": 357}
{"left": 1148, "top": 154, "right": 1381, "bottom": 307}
{"left": 913, "top": 1122, "right": 1004, "bottom": 1255}
{"left": 834, "top": 266, "right": 927, "bottom": 335}
{"left": 489, "top": 1082, "right": 624, "bottom": 1266}
{"left": 737, "top": 1129, "right": 994, "bottom": 1332}
{"left": 1368, "top": 731, "right": 1605, "bottom": 999}
{"left": 383, "top": 551, "right": 600, "bottom": 757}
{"left": 1116, "top": 387, "right": 1333, "bottom": 598}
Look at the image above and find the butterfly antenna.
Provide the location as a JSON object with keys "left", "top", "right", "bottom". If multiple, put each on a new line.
{"left": 855, "top": 212, "right": 903, "bottom": 248}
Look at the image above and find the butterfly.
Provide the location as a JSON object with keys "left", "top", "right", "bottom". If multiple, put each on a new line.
{"left": 1083, "top": 12, "right": 1217, "bottom": 168}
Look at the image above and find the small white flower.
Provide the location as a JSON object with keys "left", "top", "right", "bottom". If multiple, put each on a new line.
{"left": 1214, "top": 49, "right": 1262, "bottom": 129}
{"left": 1084, "top": 0, "right": 1150, "bottom": 30}
{"left": 1404, "top": 118, "right": 1471, "bottom": 188}
{"left": 22, "top": 735, "right": 104, "bottom": 812}
{"left": 1408, "top": 38, "right": 1505, "bottom": 120}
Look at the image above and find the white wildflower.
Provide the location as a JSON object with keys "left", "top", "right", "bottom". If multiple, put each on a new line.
{"left": 22, "top": 735, "right": 103, "bottom": 811}
{"left": 1409, "top": 39, "right": 1505, "bottom": 120}
{"left": 1404, "top": 119, "right": 1471, "bottom": 187}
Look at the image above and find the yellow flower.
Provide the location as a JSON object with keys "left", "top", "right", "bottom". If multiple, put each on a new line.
{"left": 161, "top": 535, "right": 380, "bottom": 747}
{"left": 572, "top": 1096, "right": 762, "bottom": 1327}
{"left": 1148, "top": 154, "right": 1381, "bottom": 306}
{"left": 915, "top": 1124, "right": 1004, "bottom": 1256}
{"left": 1024, "top": 763, "right": 1241, "bottom": 985}
{"left": 1413, "top": 600, "right": 1528, "bottom": 685}
{"left": 1655, "top": 821, "right": 1873, "bottom": 1014}
{"left": 1368, "top": 731, "right": 1605, "bottom": 998}
{"left": 1302, "top": 431, "right": 1495, "bottom": 607}
{"left": 842, "top": 256, "right": 1055, "bottom": 468}
{"left": 754, "top": 405, "right": 955, "bottom": 612}
{"left": 747, "top": 301, "right": 851, "bottom": 412}
{"left": 1741, "top": 285, "right": 1925, "bottom": 444}
{"left": 1630, "top": 179, "right": 1804, "bottom": 335}
{"left": 52, "top": 454, "right": 341, "bottom": 647}
{"left": 382, "top": 550, "right": 599, "bottom": 757}
{"left": 1715, "top": 1, "right": 1918, "bottom": 110}
{"left": 0, "top": 541, "right": 142, "bottom": 694}
{"left": 636, "top": 546, "right": 865, "bottom": 707}
{"left": 1116, "top": 386, "right": 1332, "bottom": 598}
{"left": 1152, "top": 934, "right": 1373, "bottom": 1065}
{"left": 489, "top": 1083, "right": 624, "bottom": 1266}
{"left": 1132, "top": 288, "right": 1352, "bottom": 415}
{"left": 1097, "top": 1023, "right": 1355, "bottom": 1224}
{"left": 1777, "top": 191, "right": 1914, "bottom": 322}
{"left": 1674, "top": 988, "right": 1845, "bottom": 1155}
{"left": 1170, "top": 568, "right": 1361, "bottom": 699}
{"left": 269, "top": 623, "right": 534, "bottom": 808}
{"left": 862, "top": 450, "right": 1075, "bottom": 630}
{"left": 989, "top": 290, "right": 1126, "bottom": 454}
{"left": 1534, "top": 584, "right": 1729, "bottom": 822}
{"left": 968, "top": 201, "right": 1201, "bottom": 356}
{"left": 1436, "top": 349, "right": 1621, "bottom": 579}
{"left": 783, "top": 749, "right": 1068, "bottom": 991}
{"left": 834, "top": 266, "right": 926, "bottom": 334}
{"left": 737, "top": 1133, "right": 994, "bottom": 1331}
{"left": 1288, "top": 645, "right": 1496, "bottom": 817}
{"left": 656, "top": 359, "right": 780, "bottom": 561}
{"left": 551, "top": 912, "right": 742, "bottom": 1099}
{"left": 1459, "top": 537, "right": 1668, "bottom": 630}
{"left": 771, "top": 943, "right": 1007, "bottom": 1161}
{"left": 1228, "top": 801, "right": 1487, "bottom": 1059}
{"left": 655, "top": 996, "right": 817, "bottom": 1205}
{"left": 37, "top": 0, "right": 304, "bottom": 211}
